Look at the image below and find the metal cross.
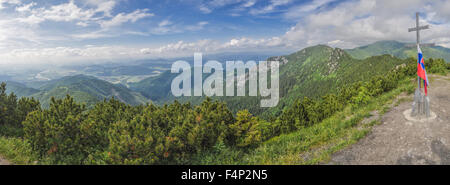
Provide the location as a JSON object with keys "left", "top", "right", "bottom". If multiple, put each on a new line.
{"left": 408, "top": 12, "right": 433, "bottom": 88}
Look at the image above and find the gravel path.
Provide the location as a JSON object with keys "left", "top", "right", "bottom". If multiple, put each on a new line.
{"left": 329, "top": 74, "right": 450, "bottom": 165}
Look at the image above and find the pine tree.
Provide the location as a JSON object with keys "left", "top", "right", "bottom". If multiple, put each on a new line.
{"left": 23, "top": 95, "right": 86, "bottom": 163}
{"left": 227, "top": 110, "right": 262, "bottom": 148}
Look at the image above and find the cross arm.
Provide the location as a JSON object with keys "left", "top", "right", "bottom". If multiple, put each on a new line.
{"left": 405, "top": 43, "right": 435, "bottom": 48}
{"left": 408, "top": 25, "right": 430, "bottom": 32}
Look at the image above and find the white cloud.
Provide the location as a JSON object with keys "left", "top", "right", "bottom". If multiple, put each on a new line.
{"left": 431, "top": 0, "right": 450, "bottom": 22}
{"left": 159, "top": 19, "right": 172, "bottom": 27}
{"left": 14, "top": 0, "right": 151, "bottom": 28}
{"left": 209, "top": 0, "right": 241, "bottom": 7}
{"left": 284, "top": 0, "right": 337, "bottom": 20}
{"left": 140, "top": 40, "right": 221, "bottom": 57}
{"left": 242, "top": 0, "right": 257, "bottom": 8}
{"left": 0, "top": 0, "right": 20, "bottom": 9}
{"left": 15, "top": 0, "right": 101, "bottom": 26}
{"left": 185, "top": 21, "right": 209, "bottom": 31}
{"left": 76, "top": 21, "right": 89, "bottom": 27}
{"left": 16, "top": 2, "right": 36, "bottom": 12}
{"left": 199, "top": 4, "right": 212, "bottom": 14}
{"left": 199, "top": 0, "right": 245, "bottom": 14}
{"left": 246, "top": 0, "right": 450, "bottom": 50}
{"left": 150, "top": 21, "right": 208, "bottom": 35}
{"left": 250, "top": 0, "right": 291, "bottom": 15}
{"left": 40, "top": 1, "right": 96, "bottom": 22}
{"left": 0, "top": 19, "right": 43, "bottom": 49}
{"left": 100, "top": 9, "right": 153, "bottom": 28}
{"left": 17, "top": 14, "right": 45, "bottom": 25}
{"left": 70, "top": 30, "right": 111, "bottom": 39}
{"left": 0, "top": 45, "right": 146, "bottom": 67}
{"left": 84, "top": 0, "right": 117, "bottom": 17}
{"left": 0, "top": 0, "right": 157, "bottom": 52}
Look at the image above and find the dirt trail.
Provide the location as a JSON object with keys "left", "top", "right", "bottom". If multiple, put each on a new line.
{"left": 0, "top": 156, "right": 10, "bottom": 165}
{"left": 330, "top": 74, "right": 450, "bottom": 165}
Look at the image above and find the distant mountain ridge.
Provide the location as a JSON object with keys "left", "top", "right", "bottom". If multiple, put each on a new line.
{"left": 5, "top": 81, "right": 40, "bottom": 97}
{"left": 129, "top": 44, "right": 406, "bottom": 117}
{"left": 4, "top": 74, "right": 149, "bottom": 108}
{"left": 346, "top": 40, "right": 450, "bottom": 62}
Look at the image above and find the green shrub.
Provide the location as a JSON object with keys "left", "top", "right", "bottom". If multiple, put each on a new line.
{"left": 351, "top": 85, "right": 371, "bottom": 107}
{"left": 106, "top": 119, "right": 166, "bottom": 164}
{"left": 0, "top": 136, "right": 39, "bottom": 164}
{"left": 0, "top": 83, "right": 40, "bottom": 136}
{"left": 80, "top": 98, "right": 141, "bottom": 153}
{"left": 227, "top": 110, "right": 262, "bottom": 148}
{"left": 426, "top": 58, "right": 447, "bottom": 75}
{"left": 22, "top": 95, "right": 86, "bottom": 164}
{"left": 0, "top": 82, "right": 18, "bottom": 126}
{"left": 14, "top": 97, "right": 41, "bottom": 128}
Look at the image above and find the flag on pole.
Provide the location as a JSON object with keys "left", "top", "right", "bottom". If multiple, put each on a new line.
{"left": 417, "top": 46, "right": 429, "bottom": 95}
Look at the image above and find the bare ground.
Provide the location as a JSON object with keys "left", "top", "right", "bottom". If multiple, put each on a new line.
{"left": 0, "top": 156, "right": 10, "bottom": 165}
{"left": 329, "top": 74, "right": 450, "bottom": 165}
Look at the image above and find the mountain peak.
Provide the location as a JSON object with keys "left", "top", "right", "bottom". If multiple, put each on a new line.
{"left": 304, "top": 44, "right": 333, "bottom": 51}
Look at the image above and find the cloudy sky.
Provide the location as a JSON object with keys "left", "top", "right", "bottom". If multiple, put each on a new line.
{"left": 1, "top": 0, "right": 450, "bottom": 66}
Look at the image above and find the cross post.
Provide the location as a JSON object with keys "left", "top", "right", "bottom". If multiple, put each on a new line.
{"left": 408, "top": 12, "right": 432, "bottom": 117}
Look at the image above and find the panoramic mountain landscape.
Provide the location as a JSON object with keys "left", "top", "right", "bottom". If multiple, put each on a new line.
{"left": 2, "top": 39, "right": 449, "bottom": 113}
{"left": 4, "top": 43, "right": 405, "bottom": 111}
{"left": 0, "top": 0, "right": 450, "bottom": 173}
{"left": 1, "top": 40, "right": 449, "bottom": 165}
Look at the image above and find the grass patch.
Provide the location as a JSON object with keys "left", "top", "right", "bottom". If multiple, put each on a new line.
{"left": 0, "top": 136, "right": 39, "bottom": 165}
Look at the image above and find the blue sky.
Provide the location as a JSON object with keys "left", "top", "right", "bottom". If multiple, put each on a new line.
{"left": 1, "top": 0, "right": 318, "bottom": 47}
{"left": 0, "top": 0, "right": 450, "bottom": 66}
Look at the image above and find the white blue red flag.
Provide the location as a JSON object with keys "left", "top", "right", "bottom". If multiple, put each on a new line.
{"left": 417, "top": 46, "right": 429, "bottom": 95}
